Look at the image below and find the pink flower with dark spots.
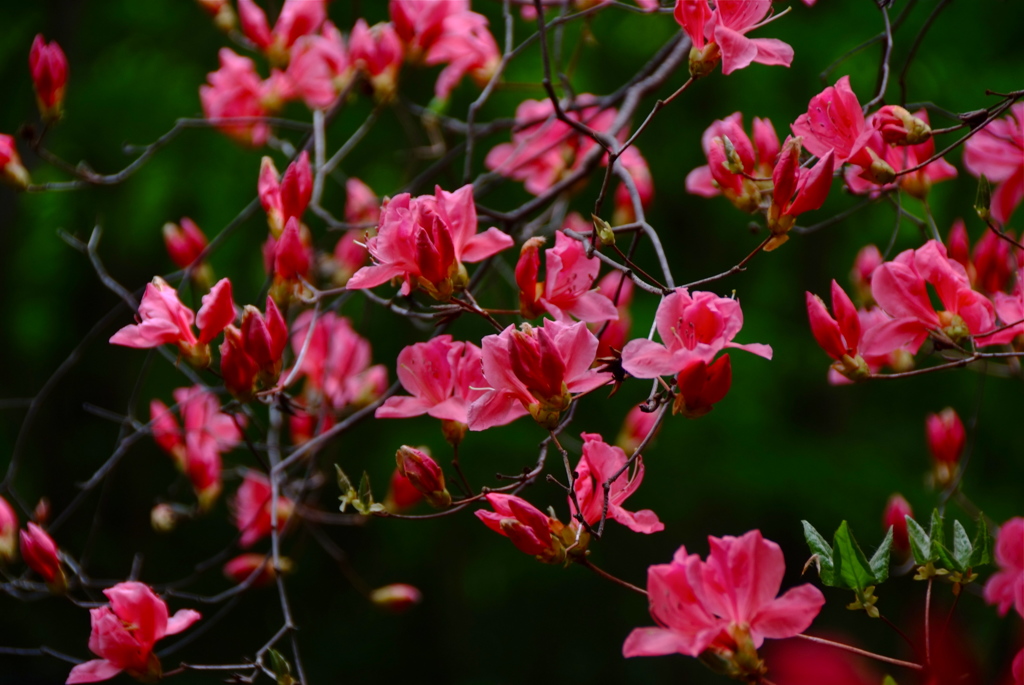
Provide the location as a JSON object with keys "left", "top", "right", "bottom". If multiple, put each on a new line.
{"left": 66, "top": 582, "right": 200, "bottom": 684}
{"left": 570, "top": 433, "right": 663, "bottom": 534}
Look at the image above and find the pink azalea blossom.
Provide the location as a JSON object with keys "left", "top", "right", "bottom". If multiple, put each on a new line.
{"left": 238, "top": 0, "right": 325, "bottom": 65}
{"left": 110, "top": 277, "right": 234, "bottom": 367}
{"left": 947, "top": 219, "right": 1018, "bottom": 295}
{"left": 674, "top": 355, "right": 733, "bottom": 417}
{"left": 570, "top": 433, "right": 663, "bottom": 534}
{"left": 516, "top": 230, "right": 618, "bottom": 323}
{"left": 390, "top": 0, "right": 469, "bottom": 61}
{"left": 258, "top": 152, "right": 312, "bottom": 236}
{"left": 20, "top": 523, "right": 63, "bottom": 588}
{"left": 467, "top": 319, "right": 612, "bottom": 431}
{"left": 0, "top": 133, "right": 30, "bottom": 189}
{"left": 346, "top": 184, "right": 513, "bottom": 301}
{"left": 66, "top": 582, "right": 200, "bottom": 684}
{"left": 223, "top": 553, "right": 284, "bottom": 588}
{"left": 767, "top": 137, "right": 834, "bottom": 244}
{"left": 274, "top": 217, "right": 313, "bottom": 284}
{"left": 623, "top": 530, "right": 825, "bottom": 664}
{"left": 475, "top": 493, "right": 567, "bottom": 563}
{"left": 289, "top": 311, "right": 388, "bottom": 412}
{"left": 685, "top": 113, "right": 779, "bottom": 213}
{"left": 926, "top": 407, "right": 965, "bottom": 466}
{"left": 806, "top": 280, "right": 871, "bottom": 380}
{"left": 232, "top": 470, "right": 294, "bottom": 548}
{"left": 279, "top": 22, "right": 352, "bottom": 110}
{"left": 883, "top": 494, "right": 913, "bottom": 554}
{"left": 621, "top": 287, "right": 772, "bottom": 380}
{"left": 615, "top": 403, "right": 660, "bottom": 455}
{"left": 674, "top": 0, "right": 794, "bottom": 77}
{"left": 850, "top": 244, "right": 883, "bottom": 304}
{"left": 162, "top": 218, "right": 208, "bottom": 269}
{"left": 349, "top": 19, "right": 404, "bottom": 101}
{"left": 0, "top": 495, "right": 17, "bottom": 563}
{"left": 871, "top": 240, "right": 997, "bottom": 347}
{"left": 376, "top": 335, "right": 486, "bottom": 429}
{"left": 963, "top": 103, "right": 1024, "bottom": 225}
{"left": 425, "top": 11, "right": 500, "bottom": 100}
{"left": 200, "top": 49, "right": 276, "bottom": 146}
{"left": 985, "top": 517, "right": 1024, "bottom": 618}
{"left": 985, "top": 269, "right": 1024, "bottom": 346}
{"left": 29, "top": 35, "right": 68, "bottom": 122}
{"left": 395, "top": 446, "right": 451, "bottom": 509}
{"left": 593, "top": 270, "right": 634, "bottom": 358}
{"left": 386, "top": 468, "right": 424, "bottom": 512}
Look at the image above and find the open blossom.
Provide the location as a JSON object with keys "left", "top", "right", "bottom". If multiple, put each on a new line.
{"left": 350, "top": 19, "right": 404, "bottom": 102}
{"left": 109, "top": 277, "right": 234, "bottom": 368}
{"left": 686, "top": 112, "right": 779, "bottom": 212}
{"left": 200, "top": 48, "right": 277, "bottom": 147}
{"left": 20, "top": 523, "right": 64, "bottom": 589}
{"left": 232, "top": 470, "right": 294, "bottom": 548}
{"left": 424, "top": 11, "right": 500, "bottom": 100}
{"left": 475, "top": 494, "right": 575, "bottom": 564}
{"left": 871, "top": 240, "right": 997, "bottom": 347}
{"left": 963, "top": 102, "right": 1023, "bottom": 225}
{"left": 985, "top": 517, "right": 1024, "bottom": 618}
{"left": 29, "top": 35, "right": 68, "bottom": 122}
{"left": 766, "top": 138, "right": 834, "bottom": 246}
{"left": 259, "top": 152, "right": 312, "bottom": 236}
{"left": 593, "top": 270, "right": 634, "bottom": 358}
{"left": 279, "top": 22, "right": 352, "bottom": 110}
{"left": 289, "top": 311, "right": 388, "bottom": 412}
{"left": 467, "top": 319, "right": 611, "bottom": 431}
{"left": 346, "top": 184, "right": 513, "bottom": 301}
{"left": 0, "top": 134, "right": 30, "bottom": 189}
{"left": 675, "top": 0, "right": 794, "bottom": 77}
{"left": 571, "top": 433, "right": 663, "bottom": 534}
{"left": 947, "top": 219, "right": 1017, "bottom": 295}
{"left": 66, "top": 582, "right": 200, "bottom": 684}
{"left": 390, "top": 0, "right": 468, "bottom": 60}
{"left": 623, "top": 530, "right": 825, "bottom": 669}
{"left": 621, "top": 287, "right": 772, "bottom": 380}
{"left": 238, "top": 0, "right": 325, "bottom": 66}
{"left": 516, "top": 230, "right": 618, "bottom": 323}
{"left": 375, "top": 336, "right": 486, "bottom": 435}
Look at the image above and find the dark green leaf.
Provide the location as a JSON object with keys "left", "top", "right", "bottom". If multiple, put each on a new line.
{"left": 833, "top": 521, "right": 874, "bottom": 592}
{"left": 870, "top": 526, "right": 894, "bottom": 584}
{"left": 969, "top": 515, "right": 994, "bottom": 567}
{"left": 906, "top": 515, "right": 933, "bottom": 565}
{"left": 952, "top": 520, "right": 972, "bottom": 570}
{"left": 802, "top": 520, "right": 835, "bottom": 586}
{"left": 929, "top": 508, "right": 956, "bottom": 569}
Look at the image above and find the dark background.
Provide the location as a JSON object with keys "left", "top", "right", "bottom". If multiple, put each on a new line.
{"left": 1, "top": 0, "right": 1022, "bottom": 683}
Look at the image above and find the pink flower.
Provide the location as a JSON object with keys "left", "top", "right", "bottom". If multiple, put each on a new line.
{"left": 615, "top": 404, "right": 660, "bottom": 455}
{"left": 65, "top": 582, "right": 200, "bottom": 684}
{"left": 0, "top": 133, "right": 30, "bottom": 189}
{"left": 200, "top": 49, "right": 276, "bottom": 146}
{"left": 425, "top": 11, "right": 500, "bottom": 100}
{"left": 395, "top": 446, "right": 452, "bottom": 509}
{"left": 279, "top": 22, "right": 352, "bottom": 110}
{"left": 593, "top": 270, "right": 634, "bottom": 358}
{"left": 767, "top": 138, "right": 834, "bottom": 244}
{"left": 985, "top": 517, "right": 1024, "bottom": 618}
{"left": 273, "top": 217, "right": 313, "bottom": 285}
{"left": 467, "top": 319, "right": 612, "bottom": 431}
{"left": 238, "top": 0, "right": 325, "bottom": 65}
{"left": 369, "top": 584, "right": 422, "bottom": 613}
{"left": 516, "top": 230, "right": 618, "bottom": 323}
{"left": 871, "top": 240, "right": 997, "bottom": 347}
{"left": 963, "top": 103, "right": 1024, "bottom": 225}
{"left": 675, "top": 0, "right": 794, "bottom": 77}
{"left": 806, "top": 280, "right": 871, "bottom": 380}
{"left": 259, "top": 152, "right": 313, "bottom": 236}
{"left": 349, "top": 19, "right": 404, "bottom": 102}
{"left": 791, "top": 76, "right": 894, "bottom": 184}
{"left": 475, "top": 494, "right": 567, "bottom": 563}
{"left": 685, "top": 113, "right": 779, "bottom": 213}
{"left": 883, "top": 494, "right": 913, "bottom": 554}
{"left": 223, "top": 553, "right": 286, "bottom": 587}
{"left": 29, "top": 35, "right": 68, "bottom": 122}
{"left": 109, "top": 277, "right": 234, "bottom": 367}
{"left": 1013, "top": 647, "right": 1024, "bottom": 684}
{"left": 0, "top": 495, "right": 17, "bottom": 563}
{"left": 850, "top": 244, "right": 883, "bottom": 304}
{"left": 570, "top": 433, "right": 663, "bottom": 533}
{"left": 925, "top": 407, "right": 965, "bottom": 466}
{"left": 674, "top": 355, "right": 733, "bottom": 417}
{"left": 232, "top": 470, "right": 294, "bottom": 548}
{"left": 390, "top": 0, "right": 468, "bottom": 61}
{"left": 162, "top": 218, "right": 208, "bottom": 269}
{"left": 375, "top": 335, "right": 486, "bottom": 429}
{"left": 986, "top": 270, "right": 1024, "bottom": 347}
{"left": 385, "top": 468, "right": 424, "bottom": 512}
{"left": 240, "top": 296, "right": 288, "bottom": 379}
{"left": 20, "top": 523, "right": 64, "bottom": 588}
{"left": 623, "top": 530, "right": 825, "bottom": 665}
{"left": 346, "top": 184, "right": 513, "bottom": 301}
{"left": 761, "top": 636, "right": 879, "bottom": 685}
{"left": 289, "top": 312, "right": 388, "bottom": 412}
{"left": 621, "top": 287, "right": 772, "bottom": 379}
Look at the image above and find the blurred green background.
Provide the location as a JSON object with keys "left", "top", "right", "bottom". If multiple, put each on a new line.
{"left": 1, "top": 0, "right": 1022, "bottom": 683}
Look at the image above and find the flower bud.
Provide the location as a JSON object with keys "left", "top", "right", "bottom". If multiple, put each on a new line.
{"left": 926, "top": 407, "right": 965, "bottom": 487}
{"left": 874, "top": 105, "right": 931, "bottom": 146}
{"left": 33, "top": 498, "right": 50, "bottom": 526}
{"left": 0, "top": 134, "right": 30, "bottom": 190}
{"left": 0, "top": 496, "right": 18, "bottom": 564}
{"left": 850, "top": 244, "right": 883, "bottom": 305}
{"left": 515, "top": 237, "right": 545, "bottom": 319}
{"left": 616, "top": 404, "right": 661, "bottom": 455}
{"left": 195, "top": 0, "right": 237, "bottom": 32}
{"left": 673, "top": 356, "right": 732, "bottom": 418}
{"left": 223, "top": 553, "right": 292, "bottom": 587}
{"left": 220, "top": 325, "right": 259, "bottom": 402}
{"left": 162, "top": 218, "right": 208, "bottom": 269}
{"left": 883, "top": 494, "right": 913, "bottom": 554}
{"left": 384, "top": 468, "right": 424, "bottom": 513}
{"left": 395, "top": 446, "right": 451, "bottom": 509}
{"left": 150, "top": 503, "right": 180, "bottom": 533}
{"left": 369, "top": 583, "right": 422, "bottom": 612}
{"left": 20, "top": 523, "right": 66, "bottom": 591}
{"left": 29, "top": 35, "right": 68, "bottom": 123}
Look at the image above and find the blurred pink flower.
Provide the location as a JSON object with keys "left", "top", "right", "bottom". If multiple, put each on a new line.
{"left": 985, "top": 517, "right": 1024, "bottom": 618}
{"left": 29, "top": 35, "right": 68, "bottom": 121}
{"left": 200, "top": 49, "right": 275, "bottom": 146}
{"left": 258, "top": 152, "right": 312, "bottom": 236}
{"left": 232, "top": 470, "right": 294, "bottom": 548}
{"left": 20, "top": 523, "right": 63, "bottom": 587}
{"left": 963, "top": 103, "right": 1024, "bottom": 225}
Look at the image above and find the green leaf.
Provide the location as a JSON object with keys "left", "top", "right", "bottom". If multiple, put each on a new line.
{"left": 929, "top": 508, "right": 956, "bottom": 569}
{"left": 833, "top": 521, "right": 874, "bottom": 592}
{"left": 969, "top": 515, "right": 994, "bottom": 567}
{"left": 337, "top": 465, "right": 359, "bottom": 513}
{"left": 952, "top": 520, "right": 972, "bottom": 570}
{"left": 802, "top": 520, "right": 835, "bottom": 586}
{"left": 905, "top": 515, "right": 933, "bottom": 565}
{"left": 870, "top": 526, "right": 894, "bottom": 584}
{"left": 882, "top": 676, "right": 899, "bottom": 685}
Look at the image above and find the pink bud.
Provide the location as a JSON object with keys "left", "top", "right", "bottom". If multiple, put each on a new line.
{"left": 926, "top": 408, "right": 965, "bottom": 465}
{"left": 344, "top": 178, "right": 380, "bottom": 225}
{"left": 0, "top": 496, "right": 18, "bottom": 563}
{"left": 386, "top": 468, "right": 424, "bottom": 512}
{"left": 395, "top": 446, "right": 451, "bottom": 509}
{"left": 19, "top": 523, "right": 64, "bottom": 589}
{"left": 616, "top": 404, "right": 660, "bottom": 455}
{"left": 947, "top": 218, "right": 971, "bottom": 269}
{"left": 220, "top": 325, "right": 259, "bottom": 401}
{"left": 29, "top": 35, "right": 68, "bottom": 122}
{"left": 0, "top": 134, "right": 30, "bottom": 190}
{"left": 874, "top": 105, "right": 931, "bottom": 146}
{"left": 674, "top": 355, "right": 732, "bottom": 418}
{"left": 240, "top": 297, "right": 287, "bottom": 377}
{"left": 238, "top": 0, "right": 273, "bottom": 50}
{"left": 224, "top": 553, "right": 291, "bottom": 587}
{"left": 275, "top": 217, "right": 311, "bottom": 282}
{"left": 369, "top": 583, "right": 422, "bottom": 612}
{"left": 162, "top": 218, "right": 208, "bottom": 269}
{"left": 280, "top": 151, "right": 313, "bottom": 225}
{"left": 515, "top": 237, "right": 545, "bottom": 318}
{"left": 475, "top": 493, "right": 565, "bottom": 563}
{"left": 883, "top": 494, "right": 913, "bottom": 553}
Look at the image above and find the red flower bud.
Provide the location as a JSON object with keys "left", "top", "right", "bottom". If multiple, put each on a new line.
{"left": 874, "top": 105, "right": 931, "bottom": 146}
{"left": 0, "top": 134, "right": 30, "bottom": 190}
{"left": 223, "top": 553, "right": 291, "bottom": 587}
{"left": 20, "top": 523, "right": 65, "bottom": 590}
{"left": 883, "top": 494, "right": 913, "bottom": 554}
{"left": 220, "top": 325, "right": 259, "bottom": 401}
{"left": 29, "top": 35, "right": 68, "bottom": 123}
{"left": 673, "top": 355, "right": 732, "bottom": 418}
{"left": 395, "top": 446, "right": 451, "bottom": 509}
{"left": 162, "top": 218, "right": 208, "bottom": 269}
{"left": 385, "top": 467, "right": 424, "bottom": 513}
{"left": 515, "top": 237, "right": 546, "bottom": 318}
{"left": 926, "top": 408, "right": 965, "bottom": 465}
